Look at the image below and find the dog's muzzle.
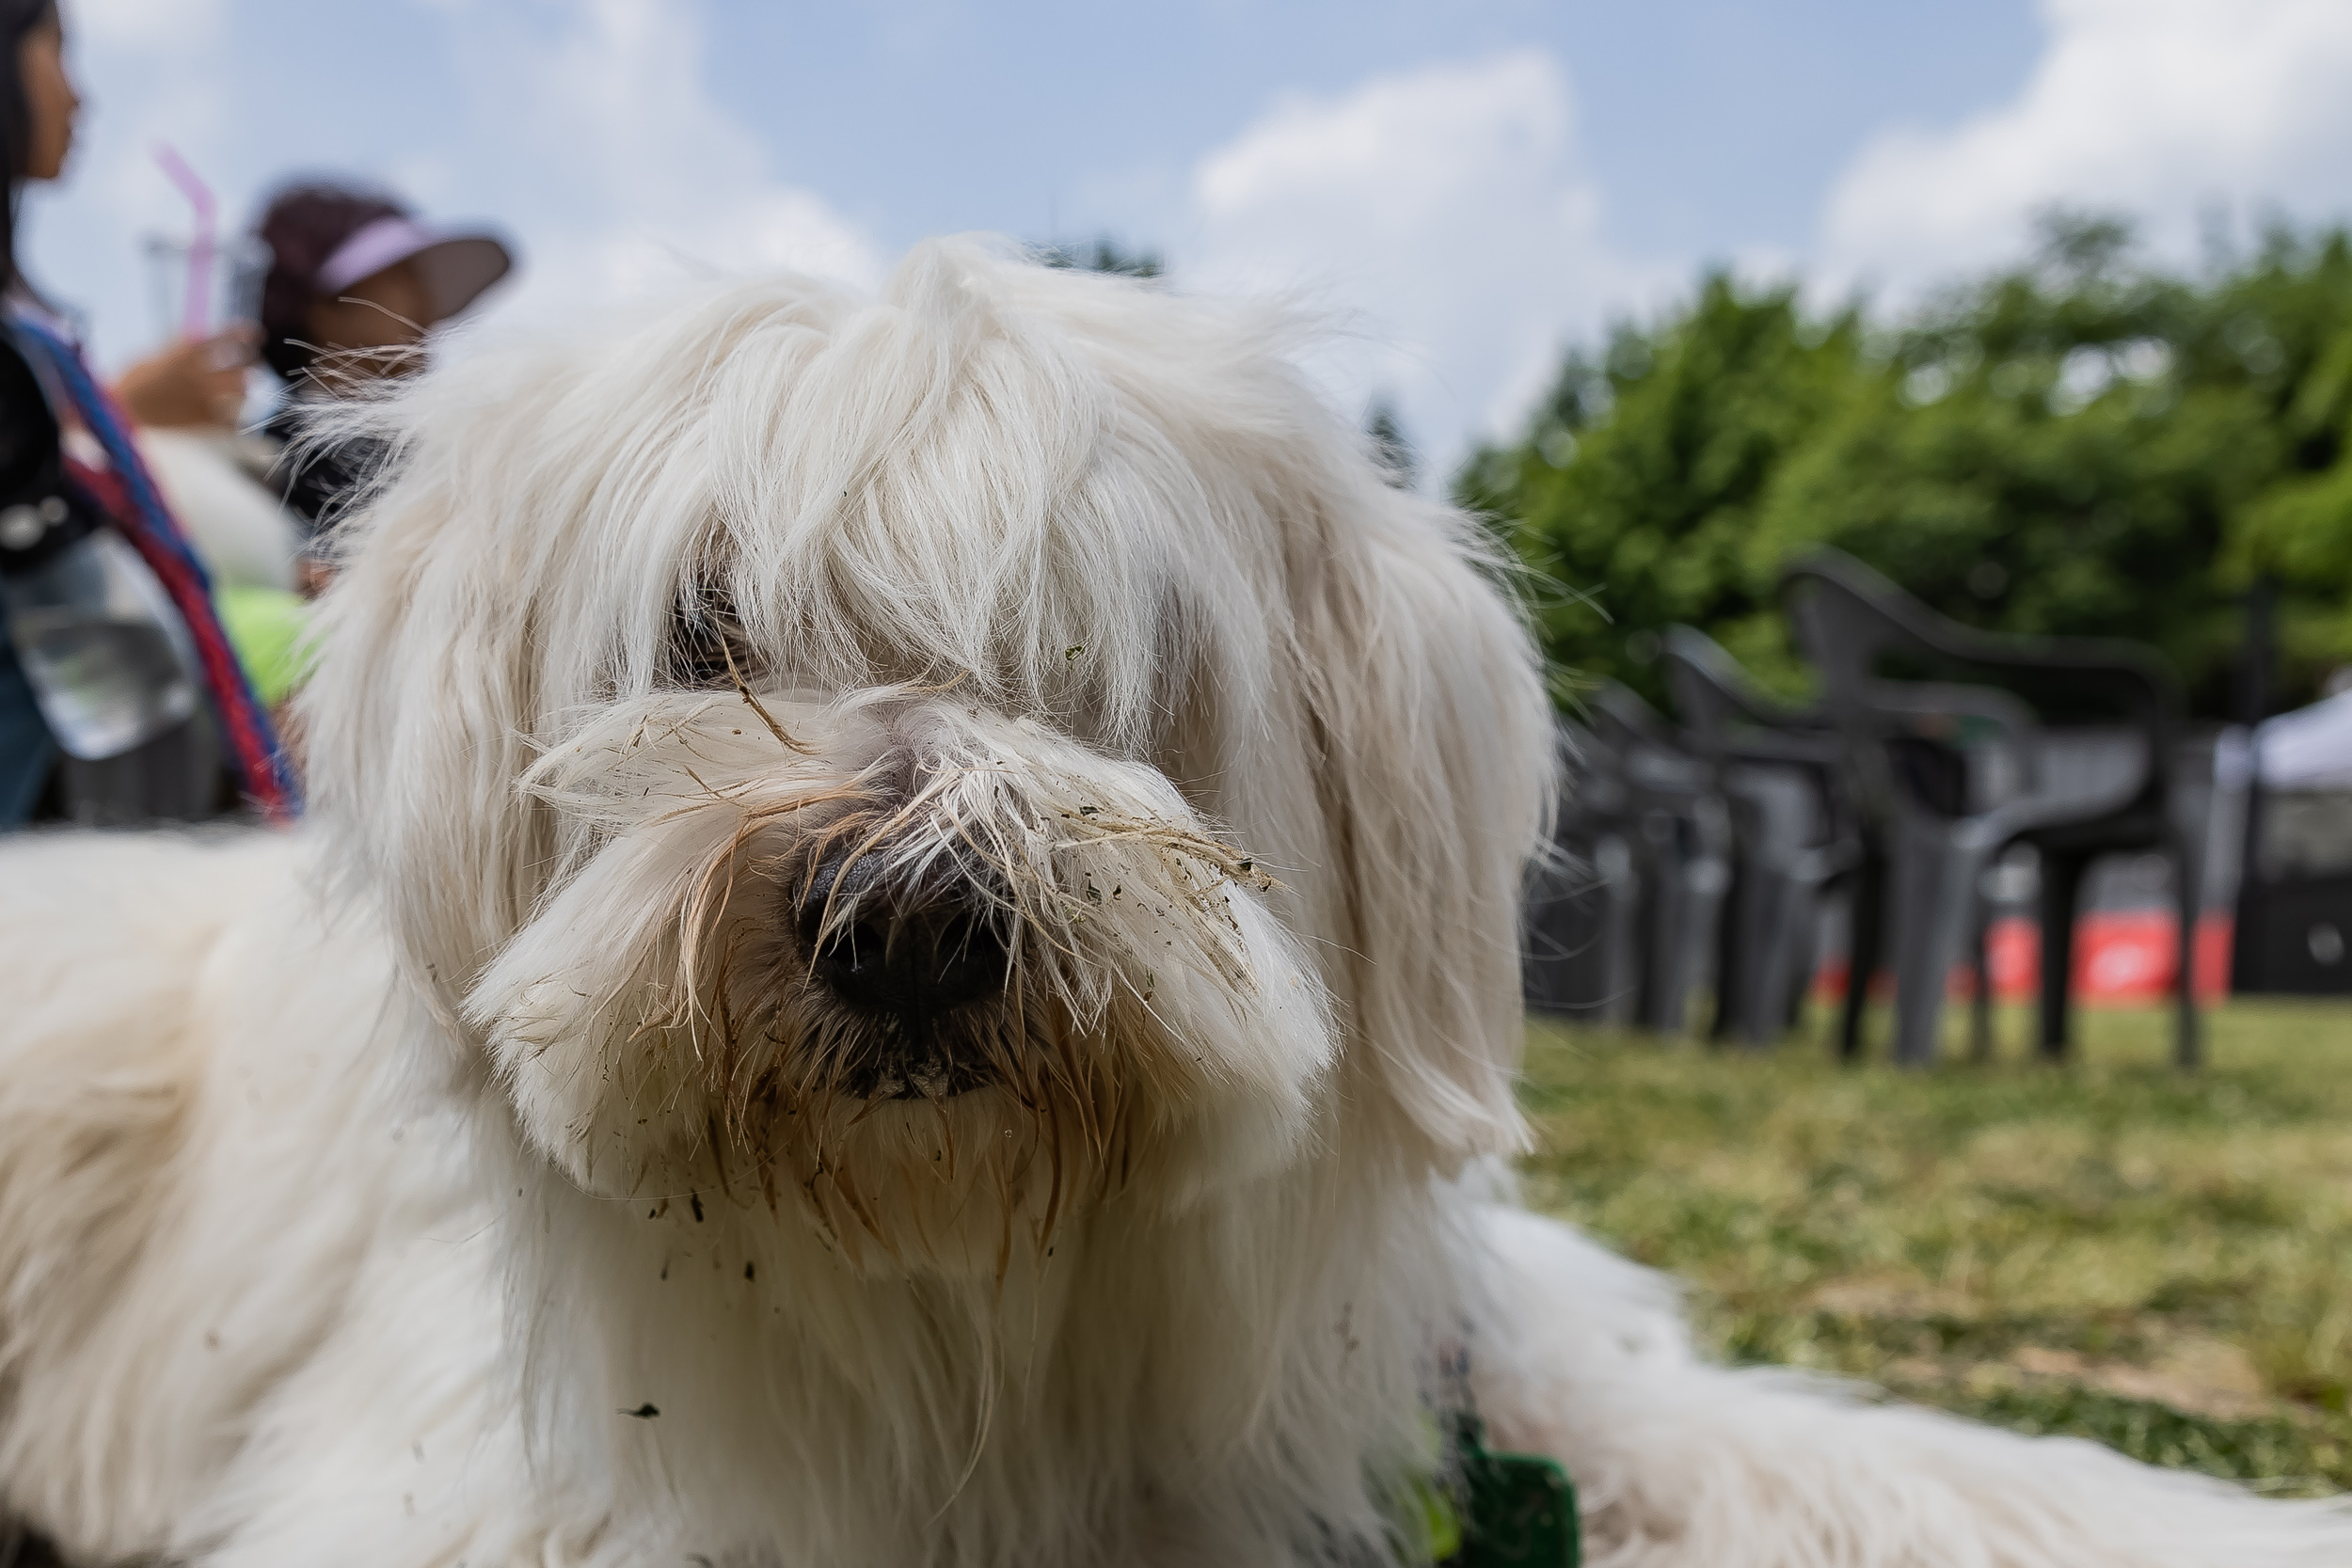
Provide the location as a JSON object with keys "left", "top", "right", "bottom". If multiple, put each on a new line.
{"left": 796, "top": 848, "right": 1010, "bottom": 1100}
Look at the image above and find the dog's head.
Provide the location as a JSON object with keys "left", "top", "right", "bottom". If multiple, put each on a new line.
{"left": 299, "top": 239, "right": 1551, "bottom": 1273}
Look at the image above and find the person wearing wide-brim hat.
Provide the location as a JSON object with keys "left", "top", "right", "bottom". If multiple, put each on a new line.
{"left": 254, "top": 182, "right": 515, "bottom": 548}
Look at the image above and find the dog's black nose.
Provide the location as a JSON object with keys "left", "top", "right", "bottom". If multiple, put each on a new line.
{"left": 798, "top": 852, "right": 1008, "bottom": 1021}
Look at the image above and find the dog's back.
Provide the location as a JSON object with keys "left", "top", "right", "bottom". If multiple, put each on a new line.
{"left": 0, "top": 831, "right": 256, "bottom": 1545}
{"left": 0, "top": 830, "right": 470, "bottom": 1561}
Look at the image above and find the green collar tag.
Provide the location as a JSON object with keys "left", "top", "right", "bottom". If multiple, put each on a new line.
{"left": 1406, "top": 1414, "right": 1580, "bottom": 1568}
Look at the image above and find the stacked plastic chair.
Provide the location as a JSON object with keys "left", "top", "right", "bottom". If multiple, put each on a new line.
{"left": 1663, "top": 627, "right": 1861, "bottom": 1047}
{"left": 1781, "top": 550, "right": 2204, "bottom": 1067}
{"left": 1524, "top": 684, "right": 1727, "bottom": 1031}
{"left": 1522, "top": 717, "right": 1638, "bottom": 1024}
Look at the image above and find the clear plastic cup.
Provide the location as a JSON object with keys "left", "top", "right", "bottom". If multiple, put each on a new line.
{"left": 142, "top": 233, "right": 269, "bottom": 347}
{"left": 0, "top": 526, "right": 204, "bottom": 760}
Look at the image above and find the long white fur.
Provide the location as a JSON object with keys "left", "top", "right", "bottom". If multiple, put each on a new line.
{"left": 1, "top": 237, "right": 2346, "bottom": 1566}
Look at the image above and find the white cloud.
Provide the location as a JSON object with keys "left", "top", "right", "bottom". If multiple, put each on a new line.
{"left": 25, "top": 0, "right": 882, "bottom": 374}
{"left": 1820, "top": 0, "right": 2352, "bottom": 297}
{"left": 70, "top": 0, "right": 223, "bottom": 49}
{"left": 1182, "top": 50, "right": 1662, "bottom": 476}
{"left": 31, "top": 18, "right": 1639, "bottom": 478}
{"left": 432, "top": 0, "right": 882, "bottom": 327}
{"left": 24, "top": 0, "right": 238, "bottom": 366}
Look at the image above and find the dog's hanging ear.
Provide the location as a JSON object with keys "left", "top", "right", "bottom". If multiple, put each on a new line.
{"left": 1292, "top": 476, "right": 1555, "bottom": 1163}
{"left": 294, "top": 299, "right": 745, "bottom": 1034}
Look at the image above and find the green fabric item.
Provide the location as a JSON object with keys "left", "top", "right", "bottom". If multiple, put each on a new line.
{"left": 1455, "top": 1445, "right": 1579, "bottom": 1568}
{"left": 1398, "top": 1411, "right": 1581, "bottom": 1568}
{"left": 215, "top": 585, "right": 314, "bottom": 707}
{"left": 1440, "top": 1414, "right": 1581, "bottom": 1568}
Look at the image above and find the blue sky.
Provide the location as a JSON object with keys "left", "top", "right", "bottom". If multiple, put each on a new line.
{"left": 30, "top": 0, "right": 2352, "bottom": 473}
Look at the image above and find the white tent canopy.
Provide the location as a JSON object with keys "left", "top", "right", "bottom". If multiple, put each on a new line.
{"left": 2259, "top": 689, "right": 2352, "bottom": 791}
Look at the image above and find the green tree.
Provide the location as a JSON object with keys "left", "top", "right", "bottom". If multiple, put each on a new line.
{"left": 2208, "top": 230, "right": 2352, "bottom": 695}
{"left": 1034, "top": 237, "right": 1163, "bottom": 278}
{"left": 1753, "top": 215, "right": 2275, "bottom": 711}
{"left": 1366, "top": 397, "right": 1417, "bottom": 489}
{"left": 1465, "top": 215, "right": 2352, "bottom": 717}
{"left": 1455, "top": 272, "right": 1862, "bottom": 706}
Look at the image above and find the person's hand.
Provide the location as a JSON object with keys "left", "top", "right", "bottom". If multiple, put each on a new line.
{"left": 114, "top": 325, "right": 258, "bottom": 429}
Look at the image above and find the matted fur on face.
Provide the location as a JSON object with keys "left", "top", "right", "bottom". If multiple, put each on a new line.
{"left": 469, "top": 690, "right": 1331, "bottom": 1269}
{"left": 300, "top": 235, "right": 1551, "bottom": 1281}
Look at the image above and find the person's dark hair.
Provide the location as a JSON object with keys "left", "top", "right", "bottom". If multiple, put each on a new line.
{"left": 0, "top": 0, "right": 58, "bottom": 297}
{"left": 256, "top": 181, "right": 406, "bottom": 382}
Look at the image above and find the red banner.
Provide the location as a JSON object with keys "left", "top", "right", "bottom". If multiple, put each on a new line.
{"left": 1815, "top": 912, "right": 2233, "bottom": 1005}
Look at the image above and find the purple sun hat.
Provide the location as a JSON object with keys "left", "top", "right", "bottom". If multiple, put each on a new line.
{"left": 256, "top": 182, "right": 515, "bottom": 381}
{"left": 313, "top": 213, "right": 511, "bottom": 320}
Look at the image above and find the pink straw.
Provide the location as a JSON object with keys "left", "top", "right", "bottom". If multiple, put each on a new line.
{"left": 152, "top": 143, "right": 216, "bottom": 341}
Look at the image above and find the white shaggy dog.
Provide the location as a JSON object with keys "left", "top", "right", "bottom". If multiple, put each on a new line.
{"left": 1, "top": 239, "right": 2346, "bottom": 1568}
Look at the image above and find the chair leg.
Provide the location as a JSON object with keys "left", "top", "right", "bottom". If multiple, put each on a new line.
{"left": 1633, "top": 865, "right": 1666, "bottom": 1033}
{"left": 1633, "top": 827, "right": 1683, "bottom": 1034}
{"left": 1748, "top": 870, "right": 1814, "bottom": 1048}
{"left": 1781, "top": 892, "right": 1822, "bottom": 1034}
{"left": 1890, "top": 825, "right": 1983, "bottom": 1068}
{"left": 1524, "top": 838, "right": 1599, "bottom": 1018}
{"left": 1841, "top": 855, "right": 1885, "bottom": 1062}
{"left": 2173, "top": 833, "right": 2204, "bottom": 1070}
{"left": 1709, "top": 858, "right": 1744, "bottom": 1044}
{"left": 1671, "top": 816, "right": 1732, "bottom": 1039}
{"left": 1720, "top": 849, "right": 1796, "bottom": 1048}
{"left": 1968, "top": 903, "right": 1995, "bottom": 1063}
{"left": 2037, "top": 854, "right": 2090, "bottom": 1061}
{"left": 1598, "top": 836, "right": 1640, "bottom": 1027}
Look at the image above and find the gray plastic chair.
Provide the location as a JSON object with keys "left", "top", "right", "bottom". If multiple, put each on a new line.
{"left": 1664, "top": 626, "right": 1860, "bottom": 1046}
{"left": 1783, "top": 550, "right": 2201, "bottom": 1067}
{"left": 1524, "top": 686, "right": 1728, "bottom": 1032}
{"left": 1523, "top": 718, "right": 1641, "bottom": 1024}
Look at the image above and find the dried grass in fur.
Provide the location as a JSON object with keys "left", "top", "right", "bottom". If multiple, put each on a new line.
{"left": 468, "top": 685, "right": 1325, "bottom": 1271}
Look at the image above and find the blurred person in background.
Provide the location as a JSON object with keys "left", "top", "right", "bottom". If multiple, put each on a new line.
{"left": 0, "top": 0, "right": 294, "bottom": 827}
{"left": 254, "top": 182, "right": 513, "bottom": 586}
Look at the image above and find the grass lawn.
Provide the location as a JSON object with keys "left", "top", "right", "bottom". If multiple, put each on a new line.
{"left": 1516, "top": 999, "right": 2352, "bottom": 1496}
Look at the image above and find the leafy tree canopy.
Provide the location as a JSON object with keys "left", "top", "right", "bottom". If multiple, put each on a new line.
{"left": 1367, "top": 396, "right": 1418, "bottom": 489}
{"left": 1459, "top": 213, "right": 2352, "bottom": 717}
{"left": 1034, "top": 237, "right": 1164, "bottom": 278}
